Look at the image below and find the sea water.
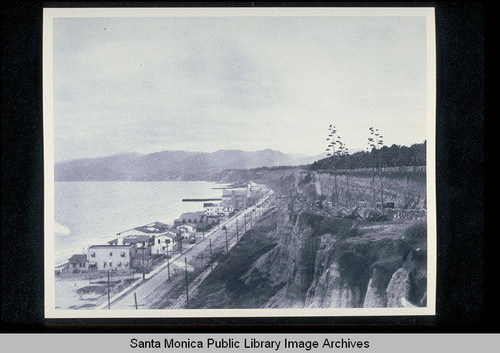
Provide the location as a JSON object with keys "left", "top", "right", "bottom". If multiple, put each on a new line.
{"left": 54, "top": 181, "right": 221, "bottom": 265}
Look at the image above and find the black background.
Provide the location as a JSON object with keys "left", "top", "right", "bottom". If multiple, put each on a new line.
{"left": 1, "top": 1, "right": 498, "bottom": 333}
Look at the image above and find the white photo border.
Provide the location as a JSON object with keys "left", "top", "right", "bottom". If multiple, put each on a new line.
{"left": 43, "top": 6, "right": 437, "bottom": 319}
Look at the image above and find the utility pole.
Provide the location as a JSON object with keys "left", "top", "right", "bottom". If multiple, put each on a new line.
{"left": 127, "top": 292, "right": 145, "bottom": 310}
{"left": 167, "top": 256, "right": 171, "bottom": 281}
{"left": 225, "top": 227, "right": 229, "bottom": 252}
{"left": 178, "top": 234, "right": 183, "bottom": 254}
{"left": 244, "top": 213, "right": 247, "bottom": 233}
{"left": 236, "top": 219, "right": 239, "bottom": 240}
{"left": 372, "top": 164, "right": 376, "bottom": 206}
{"left": 334, "top": 173, "right": 338, "bottom": 211}
{"left": 341, "top": 143, "right": 350, "bottom": 209}
{"left": 141, "top": 244, "right": 145, "bottom": 280}
{"left": 184, "top": 257, "right": 189, "bottom": 308}
{"left": 379, "top": 159, "right": 385, "bottom": 215}
{"left": 209, "top": 238, "right": 213, "bottom": 271}
{"left": 346, "top": 171, "right": 350, "bottom": 209}
{"left": 222, "top": 226, "right": 228, "bottom": 253}
{"left": 107, "top": 267, "right": 111, "bottom": 310}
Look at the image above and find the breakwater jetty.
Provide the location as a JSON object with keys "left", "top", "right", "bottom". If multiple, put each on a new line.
{"left": 212, "top": 184, "right": 247, "bottom": 189}
{"left": 182, "top": 198, "right": 222, "bottom": 202}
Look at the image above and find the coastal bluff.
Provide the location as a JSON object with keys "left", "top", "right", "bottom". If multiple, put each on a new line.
{"left": 187, "top": 167, "right": 427, "bottom": 309}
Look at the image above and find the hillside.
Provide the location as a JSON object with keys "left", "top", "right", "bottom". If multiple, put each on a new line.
{"left": 188, "top": 167, "right": 428, "bottom": 309}
{"left": 55, "top": 149, "right": 318, "bottom": 181}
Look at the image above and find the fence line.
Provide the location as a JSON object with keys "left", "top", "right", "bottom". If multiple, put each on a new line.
{"left": 316, "top": 165, "right": 426, "bottom": 174}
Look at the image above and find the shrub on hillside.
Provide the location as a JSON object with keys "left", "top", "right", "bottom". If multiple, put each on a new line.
{"left": 370, "top": 257, "right": 403, "bottom": 291}
{"left": 403, "top": 221, "right": 427, "bottom": 240}
{"left": 298, "top": 212, "right": 360, "bottom": 238}
{"left": 298, "top": 173, "right": 312, "bottom": 186}
{"left": 338, "top": 251, "right": 371, "bottom": 292}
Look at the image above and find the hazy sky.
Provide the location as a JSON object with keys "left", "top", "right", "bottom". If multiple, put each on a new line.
{"left": 52, "top": 15, "right": 428, "bottom": 162}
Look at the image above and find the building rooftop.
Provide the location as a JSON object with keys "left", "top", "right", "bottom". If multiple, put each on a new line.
{"left": 88, "top": 244, "right": 134, "bottom": 249}
{"left": 117, "top": 221, "right": 172, "bottom": 235}
{"left": 117, "top": 228, "right": 149, "bottom": 236}
{"left": 68, "top": 254, "right": 87, "bottom": 262}
{"left": 122, "top": 235, "right": 152, "bottom": 244}
{"left": 154, "top": 232, "right": 177, "bottom": 238}
{"left": 133, "top": 226, "right": 164, "bottom": 234}
{"left": 135, "top": 221, "right": 171, "bottom": 234}
{"left": 149, "top": 221, "right": 170, "bottom": 228}
{"left": 177, "top": 224, "right": 194, "bottom": 230}
{"left": 178, "top": 212, "right": 205, "bottom": 219}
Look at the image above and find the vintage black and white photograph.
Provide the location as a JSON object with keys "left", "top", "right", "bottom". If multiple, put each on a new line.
{"left": 43, "top": 7, "right": 436, "bottom": 318}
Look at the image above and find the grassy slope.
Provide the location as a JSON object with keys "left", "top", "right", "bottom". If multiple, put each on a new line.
{"left": 189, "top": 209, "right": 282, "bottom": 309}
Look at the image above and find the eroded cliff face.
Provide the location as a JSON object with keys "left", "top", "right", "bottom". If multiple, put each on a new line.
{"left": 248, "top": 203, "right": 426, "bottom": 308}
{"left": 189, "top": 171, "right": 427, "bottom": 309}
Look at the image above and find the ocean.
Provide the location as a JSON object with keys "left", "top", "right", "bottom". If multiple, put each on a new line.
{"left": 54, "top": 181, "right": 222, "bottom": 265}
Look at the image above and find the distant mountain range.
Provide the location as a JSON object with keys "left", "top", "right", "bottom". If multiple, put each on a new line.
{"left": 54, "top": 149, "right": 330, "bottom": 181}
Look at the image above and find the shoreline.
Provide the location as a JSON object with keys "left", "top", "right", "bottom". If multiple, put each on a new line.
{"left": 54, "top": 182, "right": 253, "bottom": 272}
{"left": 54, "top": 180, "right": 224, "bottom": 266}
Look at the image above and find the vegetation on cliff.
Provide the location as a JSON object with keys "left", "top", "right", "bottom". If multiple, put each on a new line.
{"left": 310, "top": 141, "right": 426, "bottom": 171}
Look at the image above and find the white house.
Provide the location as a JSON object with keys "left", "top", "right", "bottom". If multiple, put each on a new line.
{"left": 111, "top": 222, "right": 174, "bottom": 250}
{"left": 204, "top": 202, "right": 225, "bottom": 217}
{"left": 88, "top": 244, "right": 136, "bottom": 271}
{"left": 151, "top": 232, "right": 177, "bottom": 255}
{"left": 177, "top": 224, "right": 195, "bottom": 238}
{"left": 222, "top": 204, "right": 234, "bottom": 216}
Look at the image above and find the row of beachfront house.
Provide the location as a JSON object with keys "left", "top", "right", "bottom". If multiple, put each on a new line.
{"left": 68, "top": 221, "right": 183, "bottom": 273}
{"left": 66, "top": 181, "right": 268, "bottom": 274}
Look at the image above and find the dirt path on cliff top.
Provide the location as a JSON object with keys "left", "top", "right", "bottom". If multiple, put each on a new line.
{"left": 349, "top": 219, "right": 426, "bottom": 244}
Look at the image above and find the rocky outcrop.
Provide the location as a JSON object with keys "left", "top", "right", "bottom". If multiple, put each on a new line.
{"left": 305, "top": 262, "right": 363, "bottom": 308}
{"left": 386, "top": 267, "right": 412, "bottom": 307}
{"left": 363, "top": 269, "right": 388, "bottom": 308}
